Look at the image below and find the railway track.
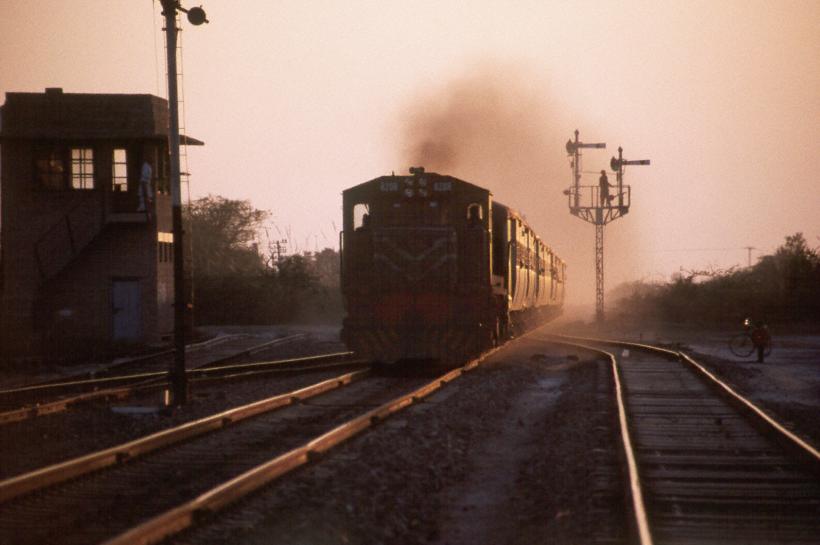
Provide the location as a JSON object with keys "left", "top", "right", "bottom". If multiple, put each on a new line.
{"left": 0, "top": 337, "right": 353, "bottom": 425}
{"left": 546, "top": 335, "right": 820, "bottom": 545}
{"left": 0, "top": 348, "right": 497, "bottom": 545}
{"left": 0, "top": 334, "right": 305, "bottom": 401}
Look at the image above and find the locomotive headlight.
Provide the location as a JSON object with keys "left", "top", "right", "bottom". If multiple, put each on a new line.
{"left": 404, "top": 187, "right": 414, "bottom": 198}
{"left": 418, "top": 188, "right": 429, "bottom": 197}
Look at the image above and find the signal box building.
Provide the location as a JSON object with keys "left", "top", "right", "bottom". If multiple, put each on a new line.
{"left": 0, "top": 88, "right": 202, "bottom": 361}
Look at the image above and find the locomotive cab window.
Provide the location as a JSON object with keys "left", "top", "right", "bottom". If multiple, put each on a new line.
{"left": 466, "top": 203, "right": 484, "bottom": 225}
{"left": 353, "top": 203, "right": 370, "bottom": 230}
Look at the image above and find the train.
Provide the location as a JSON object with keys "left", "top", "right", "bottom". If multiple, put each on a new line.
{"left": 340, "top": 167, "right": 565, "bottom": 365}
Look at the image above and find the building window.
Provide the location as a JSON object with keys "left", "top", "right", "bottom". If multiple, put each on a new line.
{"left": 158, "top": 232, "right": 174, "bottom": 263}
{"left": 71, "top": 148, "right": 94, "bottom": 190}
{"left": 156, "top": 150, "right": 170, "bottom": 195}
{"left": 35, "top": 146, "right": 66, "bottom": 190}
{"left": 112, "top": 148, "right": 128, "bottom": 192}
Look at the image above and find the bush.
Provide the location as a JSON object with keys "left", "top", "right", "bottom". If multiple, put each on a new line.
{"left": 185, "top": 196, "right": 342, "bottom": 325}
{"left": 611, "top": 233, "right": 820, "bottom": 326}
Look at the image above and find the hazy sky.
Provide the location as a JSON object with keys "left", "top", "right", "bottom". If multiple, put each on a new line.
{"left": 1, "top": 0, "right": 818, "bottom": 306}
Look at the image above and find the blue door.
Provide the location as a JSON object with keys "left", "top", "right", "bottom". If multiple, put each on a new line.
{"left": 112, "top": 280, "right": 141, "bottom": 342}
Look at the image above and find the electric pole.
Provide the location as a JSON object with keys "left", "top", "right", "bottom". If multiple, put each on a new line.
{"left": 564, "top": 131, "right": 649, "bottom": 322}
{"left": 273, "top": 239, "right": 288, "bottom": 264}
{"left": 744, "top": 246, "right": 755, "bottom": 268}
{"left": 160, "top": 0, "right": 208, "bottom": 406}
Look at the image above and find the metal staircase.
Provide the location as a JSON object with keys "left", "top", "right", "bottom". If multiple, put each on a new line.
{"left": 34, "top": 195, "right": 105, "bottom": 281}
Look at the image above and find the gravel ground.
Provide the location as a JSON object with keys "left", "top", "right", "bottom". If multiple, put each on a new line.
{"left": 6, "top": 319, "right": 814, "bottom": 544}
{"left": 1, "top": 376, "right": 431, "bottom": 545}
{"left": 0, "top": 328, "right": 349, "bottom": 479}
{"left": 168, "top": 333, "right": 627, "bottom": 545}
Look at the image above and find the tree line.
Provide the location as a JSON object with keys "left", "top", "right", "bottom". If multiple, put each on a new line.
{"left": 610, "top": 233, "right": 820, "bottom": 326}
{"left": 184, "top": 195, "right": 341, "bottom": 325}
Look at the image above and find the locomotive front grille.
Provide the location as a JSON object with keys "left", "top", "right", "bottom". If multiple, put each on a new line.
{"left": 372, "top": 227, "right": 457, "bottom": 292}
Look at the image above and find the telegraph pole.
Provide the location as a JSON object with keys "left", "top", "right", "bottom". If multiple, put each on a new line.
{"left": 743, "top": 246, "right": 755, "bottom": 267}
{"left": 160, "top": 0, "right": 208, "bottom": 405}
{"left": 564, "top": 132, "right": 649, "bottom": 322}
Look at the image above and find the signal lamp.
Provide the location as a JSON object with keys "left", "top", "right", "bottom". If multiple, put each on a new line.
{"left": 187, "top": 6, "right": 208, "bottom": 25}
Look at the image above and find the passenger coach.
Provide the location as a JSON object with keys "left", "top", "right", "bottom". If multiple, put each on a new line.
{"left": 341, "top": 168, "right": 564, "bottom": 365}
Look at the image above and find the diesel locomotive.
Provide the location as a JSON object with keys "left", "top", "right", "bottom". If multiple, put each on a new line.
{"left": 340, "top": 167, "right": 565, "bottom": 365}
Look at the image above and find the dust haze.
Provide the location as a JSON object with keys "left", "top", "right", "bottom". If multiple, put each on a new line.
{"left": 394, "top": 62, "right": 642, "bottom": 311}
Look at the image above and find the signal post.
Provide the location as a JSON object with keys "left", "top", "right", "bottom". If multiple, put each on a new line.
{"left": 159, "top": 0, "right": 208, "bottom": 405}
{"left": 564, "top": 130, "right": 649, "bottom": 322}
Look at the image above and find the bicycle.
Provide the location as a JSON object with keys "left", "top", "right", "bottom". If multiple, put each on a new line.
{"left": 728, "top": 319, "right": 772, "bottom": 360}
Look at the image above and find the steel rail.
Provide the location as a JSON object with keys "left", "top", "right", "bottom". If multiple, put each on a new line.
{"left": 679, "top": 352, "right": 820, "bottom": 462}
{"left": 543, "top": 333, "right": 820, "bottom": 463}
{"left": 547, "top": 339, "right": 654, "bottom": 545}
{"left": 101, "top": 346, "right": 503, "bottom": 545}
{"left": 539, "top": 333, "right": 679, "bottom": 357}
{"left": 101, "top": 332, "right": 250, "bottom": 371}
{"left": 0, "top": 352, "right": 357, "bottom": 426}
{"left": 192, "top": 351, "right": 356, "bottom": 377}
{"left": 0, "top": 333, "right": 250, "bottom": 396}
{"left": 187, "top": 357, "right": 365, "bottom": 385}
{"left": 186, "top": 363, "right": 370, "bottom": 393}
{"left": 95, "top": 333, "right": 303, "bottom": 375}
{"left": 0, "top": 334, "right": 310, "bottom": 398}
{"left": 0, "top": 369, "right": 369, "bottom": 504}
{"left": 197, "top": 333, "right": 308, "bottom": 366}
{"left": 609, "top": 349, "right": 654, "bottom": 545}
{"left": 0, "top": 371, "right": 177, "bottom": 396}
{"left": 0, "top": 386, "right": 134, "bottom": 426}
{"left": 9, "top": 334, "right": 250, "bottom": 388}
{"left": 0, "top": 350, "right": 353, "bottom": 398}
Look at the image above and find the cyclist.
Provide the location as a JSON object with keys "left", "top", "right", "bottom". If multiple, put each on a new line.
{"left": 745, "top": 318, "right": 771, "bottom": 363}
